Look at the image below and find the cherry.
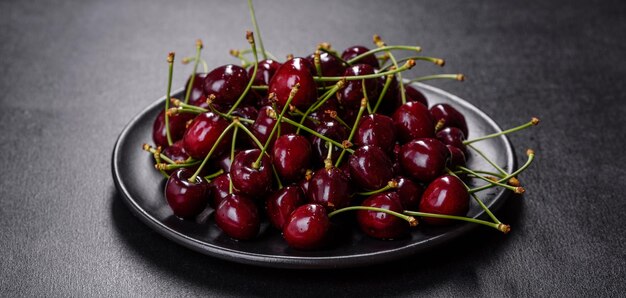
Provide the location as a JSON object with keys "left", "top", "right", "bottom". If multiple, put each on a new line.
{"left": 152, "top": 109, "right": 195, "bottom": 148}
{"left": 230, "top": 105, "right": 259, "bottom": 147}
{"left": 348, "top": 145, "right": 394, "bottom": 190}
{"left": 419, "top": 174, "right": 469, "bottom": 225}
{"left": 251, "top": 106, "right": 296, "bottom": 147}
{"left": 268, "top": 57, "right": 317, "bottom": 109}
{"left": 283, "top": 203, "right": 330, "bottom": 250}
{"left": 185, "top": 73, "right": 208, "bottom": 106}
{"left": 446, "top": 145, "right": 467, "bottom": 169}
{"left": 208, "top": 173, "right": 231, "bottom": 208}
{"left": 392, "top": 101, "right": 435, "bottom": 143}
{"left": 436, "top": 126, "right": 467, "bottom": 154}
{"left": 336, "top": 64, "right": 379, "bottom": 110}
{"left": 307, "top": 166, "right": 352, "bottom": 211}
{"left": 249, "top": 59, "right": 282, "bottom": 87}
{"left": 182, "top": 111, "right": 232, "bottom": 159}
{"left": 404, "top": 85, "right": 428, "bottom": 107}
{"left": 306, "top": 51, "right": 345, "bottom": 77}
{"left": 309, "top": 120, "right": 348, "bottom": 166}
{"left": 230, "top": 149, "right": 274, "bottom": 197}
{"left": 162, "top": 140, "right": 189, "bottom": 164}
{"left": 341, "top": 45, "right": 379, "bottom": 68}
{"left": 430, "top": 103, "right": 468, "bottom": 137}
{"left": 265, "top": 185, "right": 306, "bottom": 229}
{"left": 212, "top": 150, "right": 239, "bottom": 173}
{"left": 215, "top": 193, "right": 260, "bottom": 240}
{"left": 164, "top": 168, "right": 210, "bottom": 219}
{"left": 203, "top": 64, "right": 249, "bottom": 107}
{"left": 399, "top": 138, "right": 449, "bottom": 183}
{"left": 272, "top": 134, "right": 312, "bottom": 183}
{"left": 394, "top": 176, "right": 424, "bottom": 210}
{"left": 357, "top": 192, "right": 409, "bottom": 239}
{"left": 354, "top": 114, "right": 397, "bottom": 154}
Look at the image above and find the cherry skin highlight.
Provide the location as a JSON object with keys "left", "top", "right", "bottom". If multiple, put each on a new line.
{"left": 283, "top": 203, "right": 330, "bottom": 250}
{"left": 357, "top": 192, "right": 409, "bottom": 239}
{"left": 215, "top": 193, "right": 260, "bottom": 240}
{"left": 348, "top": 145, "right": 394, "bottom": 190}
{"left": 152, "top": 109, "right": 195, "bottom": 148}
{"left": 341, "top": 45, "right": 379, "bottom": 68}
{"left": 392, "top": 101, "right": 435, "bottom": 143}
{"left": 354, "top": 114, "right": 397, "bottom": 154}
{"left": 307, "top": 167, "right": 352, "bottom": 211}
{"left": 182, "top": 111, "right": 232, "bottom": 159}
{"left": 419, "top": 174, "right": 469, "bottom": 225}
{"left": 430, "top": 103, "right": 469, "bottom": 137}
{"left": 399, "top": 138, "right": 450, "bottom": 183}
{"left": 164, "top": 168, "right": 210, "bottom": 219}
{"left": 272, "top": 134, "right": 312, "bottom": 183}
{"left": 203, "top": 64, "right": 249, "bottom": 107}
{"left": 265, "top": 185, "right": 306, "bottom": 229}
{"left": 268, "top": 57, "right": 317, "bottom": 110}
{"left": 230, "top": 149, "right": 274, "bottom": 197}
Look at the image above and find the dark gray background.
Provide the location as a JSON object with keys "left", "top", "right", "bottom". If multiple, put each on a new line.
{"left": 1, "top": 0, "right": 624, "bottom": 296}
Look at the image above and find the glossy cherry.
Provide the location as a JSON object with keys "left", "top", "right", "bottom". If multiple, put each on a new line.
{"left": 251, "top": 106, "right": 296, "bottom": 147}
{"left": 249, "top": 59, "right": 282, "bottom": 87}
{"left": 436, "top": 126, "right": 467, "bottom": 153}
{"left": 182, "top": 111, "right": 232, "bottom": 159}
{"left": 354, "top": 114, "right": 397, "bottom": 154}
{"left": 446, "top": 145, "right": 467, "bottom": 169}
{"left": 419, "top": 174, "right": 469, "bottom": 225}
{"left": 392, "top": 101, "right": 435, "bottom": 143}
{"left": 336, "top": 64, "right": 379, "bottom": 110}
{"left": 306, "top": 51, "right": 345, "bottom": 77}
{"left": 341, "top": 45, "right": 379, "bottom": 68}
{"left": 429, "top": 103, "right": 469, "bottom": 137}
{"left": 162, "top": 140, "right": 189, "bottom": 164}
{"left": 272, "top": 134, "right": 312, "bottom": 183}
{"left": 309, "top": 120, "right": 348, "bottom": 166}
{"left": 152, "top": 109, "right": 195, "bottom": 148}
{"left": 164, "top": 168, "right": 210, "bottom": 219}
{"left": 283, "top": 203, "right": 330, "bottom": 250}
{"left": 230, "top": 149, "right": 273, "bottom": 197}
{"left": 307, "top": 167, "right": 352, "bottom": 211}
{"left": 265, "top": 185, "right": 306, "bottom": 229}
{"left": 203, "top": 64, "right": 249, "bottom": 107}
{"left": 399, "top": 138, "right": 450, "bottom": 183}
{"left": 348, "top": 145, "right": 394, "bottom": 190}
{"left": 215, "top": 193, "right": 260, "bottom": 240}
{"left": 268, "top": 57, "right": 317, "bottom": 109}
{"left": 357, "top": 192, "right": 409, "bottom": 239}
{"left": 185, "top": 73, "right": 208, "bottom": 106}
{"left": 208, "top": 173, "right": 231, "bottom": 208}
{"left": 404, "top": 85, "right": 428, "bottom": 107}
{"left": 394, "top": 176, "right": 424, "bottom": 210}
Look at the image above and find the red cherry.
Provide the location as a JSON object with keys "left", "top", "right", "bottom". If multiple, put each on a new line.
{"left": 249, "top": 59, "right": 282, "bottom": 87}
{"left": 309, "top": 120, "right": 348, "bottom": 167}
{"left": 341, "top": 45, "right": 379, "bottom": 68}
{"left": 399, "top": 138, "right": 449, "bottom": 183}
{"left": 251, "top": 106, "right": 296, "bottom": 147}
{"left": 283, "top": 203, "right": 330, "bottom": 250}
{"left": 265, "top": 186, "right": 306, "bottom": 229}
{"left": 268, "top": 58, "right": 317, "bottom": 109}
{"left": 215, "top": 193, "right": 260, "bottom": 240}
{"left": 436, "top": 126, "right": 467, "bottom": 154}
{"left": 208, "top": 173, "right": 231, "bottom": 208}
{"left": 337, "top": 64, "right": 379, "bottom": 110}
{"left": 185, "top": 73, "right": 208, "bottom": 106}
{"left": 230, "top": 149, "right": 274, "bottom": 197}
{"left": 307, "top": 167, "right": 352, "bottom": 211}
{"left": 404, "top": 85, "right": 428, "bottom": 107}
{"left": 394, "top": 176, "right": 424, "bottom": 210}
{"left": 392, "top": 101, "right": 435, "bottom": 143}
{"left": 203, "top": 64, "right": 249, "bottom": 107}
{"left": 152, "top": 109, "right": 195, "bottom": 148}
{"left": 357, "top": 192, "right": 409, "bottom": 239}
{"left": 164, "top": 168, "right": 210, "bottom": 219}
{"left": 354, "top": 114, "right": 397, "bottom": 154}
{"left": 182, "top": 112, "right": 232, "bottom": 159}
{"left": 419, "top": 174, "right": 469, "bottom": 225}
{"left": 430, "top": 103, "right": 469, "bottom": 137}
{"left": 306, "top": 51, "right": 345, "bottom": 77}
{"left": 348, "top": 145, "right": 394, "bottom": 190}
{"left": 272, "top": 134, "right": 312, "bottom": 183}
{"left": 446, "top": 145, "right": 467, "bottom": 169}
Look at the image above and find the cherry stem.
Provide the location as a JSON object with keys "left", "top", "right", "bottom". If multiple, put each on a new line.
{"left": 324, "top": 142, "right": 334, "bottom": 170}
{"left": 409, "top": 74, "right": 464, "bottom": 83}
{"left": 469, "top": 149, "right": 535, "bottom": 194}
{"left": 155, "top": 160, "right": 201, "bottom": 171}
{"left": 446, "top": 169, "right": 502, "bottom": 224}
{"left": 314, "top": 60, "right": 415, "bottom": 82}
{"left": 361, "top": 79, "right": 373, "bottom": 114}
{"left": 142, "top": 144, "right": 177, "bottom": 164}
{"left": 324, "top": 110, "right": 350, "bottom": 129}
{"left": 164, "top": 52, "right": 175, "bottom": 146}
{"left": 204, "top": 169, "right": 225, "bottom": 181}
{"left": 232, "top": 120, "right": 281, "bottom": 187}
{"left": 182, "top": 56, "right": 209, "bottom": 73}
{"left": 402, "top": 211, "right": 509, "bottom": 233}
{"left": 458, "top": 166, "right": 524, "bottom": 194}
{"left": 183, "top": 40, "right": 203, "bottom": 104}
{"left": 251, "top": 85, "right": 268, "bottom": 90}
{"left": 335, "top": 98, "right": 367, "bottom": 167}
{"left": 466, "top": 144, "right": 508, "bottom": 176}
{"left": 227, "top": 31, "right": 258, "bottom": 116}
{"left": 296, "top": 80, "right": 344, "bottom": 134}
{"left": 454, "top": 169, "right": 505, "bottom": 179}
{"left": 380, "top": 56, "right": 445, "bottom": 70}
{"left": 229, "top": 125, "right": 239, "bottom": 194}
{"left": 373, "top": 35, "right": 406, "bottom": 105}
{"left": 345, "top": 45, "right": 421, "bottom": 65}
{"left": 328, "top": 206, "right": 417, "bottom": 227}
{"left": 355, "top": 179, "right": 398, "bottom": 196}
{"left": 189, "top": 122, "right": 236, "bottom": 182}
{"left": 247, "top": 0, "right": 267, "bottom": 60}
{"left": 167, "top": 107, "right": 202, "bottom": 116}
{"left": 373, "top": 74, "right": 394, "bottom": 114}
{"left": 318, "top": 47, "right": 349, "bottom": 65}
{"left": 152, "top": 152, "right": 169, "bottom": 178}
{"left": 281, "top": 117, "right": 354, "bottom": 154}
{"left": 464, "top": 118, "right": 540, "bottom": 145}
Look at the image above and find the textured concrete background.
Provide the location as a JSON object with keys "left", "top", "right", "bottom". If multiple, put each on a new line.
{"left": 0, "top": 0, "right": 624, "bottom": 296}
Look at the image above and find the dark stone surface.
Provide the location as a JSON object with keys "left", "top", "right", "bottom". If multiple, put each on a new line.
{"left": 0, "top": 0, "right": 624, "bottom": 296}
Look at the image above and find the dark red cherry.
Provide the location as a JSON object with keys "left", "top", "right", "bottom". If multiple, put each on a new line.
{"left": 446, "top": 145, "right": 467, "bottom": 169}
{"left": 268, "top": 58, "right": 317, "bottom": 110}
{"left": 399, "top": 138, "right": 449, "bottom": 183}
{"left": 204, "top": 64, "right": 249, "bottom": 107}
{"left": 354, "top": 114, "right": 397, "bottom": 154}
{"left": 349, "top": 145, "right": 394, "bottom": 190}
{"left": 341, "top": 45, "right": 379, "bottom": 68}
{"left": 185, "top": 73, "right": 208, "bottom": 106}
{"left": 394, "top": 176, "right": 424, "bottom": 210}
{"left": 162, "top": 140, "right": 189, "bottom": 164}
{"left": 336, "top": 64, "right": 379, "bottom": 110}
{"left": 272, "top": 134, "right": 312, "bottom": 183}
{"left": 249, "top": 59, "right": 282, "bottom": 87}
{"left": 230, "top": 105, "right": 258, "bottom": 147}
{"left": 164, "top": 168, "right": 210, "bottom": 219}
{"left": 373, "top": 75, "right": 398, "bottom": 115}
{"left": 265, "top": 186, "right": 306, "bottom": 229}
{"left": 404, "top": 85, "right": 428, "bottom": 107}
{"left": 392, "top": 101, "right": 435, "bottom": 143}
{"left": 230, "top": 149, "right": 274, "bottom": 197}
{"left": 208, "top": 173, "right": 231, "bottom": 208}
{"left": 251, "top": 106, "right": 296, "bottom": 147}
{"left": 309, "top": 120, "right": 348, "bottom": 166}
{"left": 436, "top": 126, "right": 467, "bottom": 153}
{"left": 215, "top": 193, "right": 260, "bottom": 240}
{"left": 152, "top": 109, "right": 195, "bottom": 148}
{"left": 182, "top": 111, "right": 232, "bottom": 159}
{"left": 430, "top": 103, "right": 468, "bottom": 137}
{"left": 212, "top": 150, "right": 238, "bottom": 173}
{"left": 419, "top": 174, "right": 469, "bottom": 225}
{"left": 357, "top": 192, "right": 409, "bottom": 239}
{"left": 283, "top": 203, "right": 330, "bottom": 250}
{"left": 307, "top": 167, "right": 352, "bottom": 211}
{"left": 306, "top": 51, "right": 345, "bottom": 77}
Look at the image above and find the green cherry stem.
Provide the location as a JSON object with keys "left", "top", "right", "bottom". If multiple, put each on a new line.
{"left": 247, "top": 0, "right": 267, "bottom": 60}
{"left": 458, "top": 166, "right": 525, "bottom": 194}
{"left": 335, "top": 98, "right": 367, "bottom": 167}
{"left": 296, "top": 80, "right": 345, "bottom": 134}
{"left": 142, "top": 144, "right": 177, "bottom": 164}
{"left": 466, "top": 144, "right": 508, "bottom": 176}
{"left": 324, "top": 110, "right": 350, "bottom": 130}
{"left": 164, "top": 52, "right": 175, "bottom": 146}
{"left": 409, "top": 74, "right": 464, "bottom": 83}
{"left": 183, "top": 40, "right": 203, "bottom": 104}
{"left": 232, "top": 119, "right": 281, "bottom": 187}
{"left": 469, "top": 149, "right": 535, "bottom": 194}
{"left": 227, "top": 31, "right": 258, "bottom": 116}
{"left": 280, "top": 117, "right": 354, "bottom": 154}
{"left": 155, "top": 160, "right": 201, "bottom": 171}
{"left": 188, "top": 122, "right": 237, "bottom": 182}
{"left": 251, "top": 85, "right": 268, "bottom": 90}
{"left": 355, "top": 180, "right": 398, "bottom": 196}
{"left": 204, "top": 168, "right": 225, "bottom": 181}
{"left": 454, "top": 169, "right": 505, "bottom": 178}
{"left": 373, "top": 73, "right": 394, "bottom": 114}
{"left": 318, "top": 47, "right": 349, "bottom": 65}
{"left": 314, "top": 60, "right": 416, "bottom": 82}
{"left": 361, "top": 79, "right": 373, "bottom": 114}
{"left": 346, "top": 45, "right": 421, "bottom": 65}
{"left": 182, "top": 56, "right": 209, "bottom": 73}
{"left": 446, "top": 169, "right": 501, "bottom": 224}
{"left": 380, "top": 56, "right": 445, "bottom": 70}
{"left": 229, "top": 125, "right": 239, "bottom": 194}
{"left": 252, "top": 84, "right": 299, "bottom": 169}
{"left": 328, "top": 206, "right": 418, "bottom": 226}
{"left": 464, "top": 118, "right": 540, "bottom": 145}
{"left": 373, "top": 35, "right": 406, "bottom": 104}
{"left": 403, "top": 211, "right": 510, "bottom": 233}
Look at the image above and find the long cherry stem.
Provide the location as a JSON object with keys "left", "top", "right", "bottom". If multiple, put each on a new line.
{"left": 188, "top": 122, "right": 236, "bottom": 182}
{"left": 346, "top": 45, "right": 421, "bottom": 65}
{"left": 229, "top": 125, "right": 239, "bottom": 194}
{"left": 467, "top": 144, "right": 508, "bottom": 176}
{"left": 296, "top": 80, "right": 344, "bottom": 134}
{"left": 446, "top": 169, "right": 501, "bottom": 224}
{"left": 183, "top": 40, "right": 203, "bottom": 104}
{"left": 247, "top": 0, "right": 267, "bottom": 60}
{"left": 458, "top": 166, "right": 524, "bottom": 194}
{"left": 314, "top": 60, "right": 415, "bottom": 82}
{"left": 380, "top": 56, "right": 445, "bottom": 70}
{"left": 164, "top": 52, "right": 175, "bottom": 146}
{"left": 402, "top": 211, "right": 509, "bottom": 233}
{"left": 280, "top": 117, "right": 354, "bottom": 154}
{"left": 335, "top": 98, "right": 367, "bottom": 167}
{"left": 204, "top": 169, "right": 225, "bottom": 181}
{"left": 373, "top": 73, "right": 394, "bottom": 114}
{"left": 469, "top": 149, "right": 535, "bottom": 194}
{"left": 227, "top": 31, "right": 258, "bottom": 116}
{"left": 409, "top": 74, "right": 464, "bottom": 83}
{"left": 464, "top": 118, "right": 539, "bottom": 145}
{"left": 328, "top": 206, "right": 417, "bottom": 227}
{"left": 373, "top": 35, "right": 406, "bottom": 105}
{"left": 355, "top": 180, "right": 398, "bottom": 196}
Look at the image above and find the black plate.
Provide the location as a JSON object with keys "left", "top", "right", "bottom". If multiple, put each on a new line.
{"left": 111, "top": 83, "right": 515, "bottom": 269}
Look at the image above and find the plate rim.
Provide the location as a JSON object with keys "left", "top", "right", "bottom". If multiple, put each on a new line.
{"left": 111, "top": 82, "right": 516, "bottom": 269}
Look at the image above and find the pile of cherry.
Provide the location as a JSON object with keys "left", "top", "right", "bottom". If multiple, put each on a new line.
{"left": 142, "top": 32, "right": 537, "bottom": 250}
